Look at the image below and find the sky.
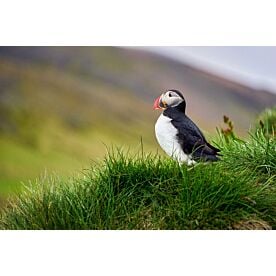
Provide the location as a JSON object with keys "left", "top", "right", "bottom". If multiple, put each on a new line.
{"left": 146, "top": 47, "right": 276, "bottom": 93}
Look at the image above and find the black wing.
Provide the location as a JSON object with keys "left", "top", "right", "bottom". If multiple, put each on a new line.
{"left": 170, "top": 115, "right": 220, "bottom": 162}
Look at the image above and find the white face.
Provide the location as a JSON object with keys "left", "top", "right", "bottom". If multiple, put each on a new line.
{"left": 161, "top": 90, "right": 184, "bottom": 108}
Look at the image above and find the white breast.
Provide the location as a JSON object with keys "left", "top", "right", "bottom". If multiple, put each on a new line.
{"left": 155, "top": 114, "right": 196, "bottom": 165}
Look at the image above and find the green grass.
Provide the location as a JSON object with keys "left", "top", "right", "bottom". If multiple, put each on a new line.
{"left": 0, "top": 129, "right": 275, "bottom": 230}
{"left": 0, "top": 122, "right": 156, "bottom": 196}
{"left": 0, "top": 136, "right": 86, "bottom": 195}
{"left": 255, "top": 105, "right": 276, "bottom": 135}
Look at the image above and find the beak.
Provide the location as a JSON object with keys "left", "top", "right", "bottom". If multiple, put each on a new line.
{"left": 153, "top": 96, "right": 161, "bottom": 110}
{"left": 153, "top": 95, "right": 167, "bottom": 110}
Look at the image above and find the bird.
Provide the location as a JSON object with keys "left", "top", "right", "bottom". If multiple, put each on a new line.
{"left": 153, "top": 89, "right": 221, "bottom": 165}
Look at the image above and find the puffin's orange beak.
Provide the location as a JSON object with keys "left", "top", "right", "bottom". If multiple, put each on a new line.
{"left": 153, "top": 96, "right": 161, "bottom": 110}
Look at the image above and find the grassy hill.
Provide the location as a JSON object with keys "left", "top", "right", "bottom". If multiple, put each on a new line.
{"left": 0, "top": 47, "right": 276, "bottom": 195}
{"left": 0, "top": 126, "right": 275, "bottom": 230}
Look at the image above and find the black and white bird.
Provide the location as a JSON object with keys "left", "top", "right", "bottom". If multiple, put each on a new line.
{"left": 153, "top": 89, "right": 221, "bottom": 165}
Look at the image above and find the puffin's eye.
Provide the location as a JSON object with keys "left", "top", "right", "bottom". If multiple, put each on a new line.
{"left": 168, "top": 93, "right": 172, "bottom": 97}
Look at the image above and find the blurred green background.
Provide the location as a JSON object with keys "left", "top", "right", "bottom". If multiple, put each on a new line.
{"left": 1, "top": 46, "right": 276, "bottom": 200}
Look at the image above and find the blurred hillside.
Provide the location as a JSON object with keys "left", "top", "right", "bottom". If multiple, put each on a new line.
{"left": 0, "top": 46, "right": 276, "bottom": 194}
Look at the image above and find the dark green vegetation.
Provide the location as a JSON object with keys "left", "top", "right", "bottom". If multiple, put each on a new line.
{"left": 1, "top": 126, "right": 275, "bottom": 230}
{"left": 1, "top": 47, "right": 276, "bottom": 194}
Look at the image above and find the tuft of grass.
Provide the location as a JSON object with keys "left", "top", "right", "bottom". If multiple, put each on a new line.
{"left": 255, "top": 105, "right": 276, "bottom": 135}
{"left": 219, "top": 129, "right": 276, "bottom": 179}
{"left": 0, "top": 129, "right": 275, "bottom": 230}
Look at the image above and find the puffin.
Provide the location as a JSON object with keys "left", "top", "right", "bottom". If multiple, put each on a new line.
{"left": 153, "top": 89, "right": 221, "bottom": 165}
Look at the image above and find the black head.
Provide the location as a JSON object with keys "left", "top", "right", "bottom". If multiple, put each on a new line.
{"left": 153, "top": 89, "right": 186, "bottom": 111}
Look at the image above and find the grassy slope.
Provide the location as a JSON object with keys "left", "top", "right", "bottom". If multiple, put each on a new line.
{"left": 1, "top": 128, "right": 275, "bottom": 230}
{"left": 0, "top": 137, "right": 84, "bottom": 194}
